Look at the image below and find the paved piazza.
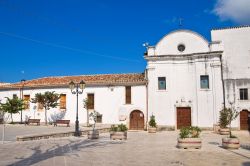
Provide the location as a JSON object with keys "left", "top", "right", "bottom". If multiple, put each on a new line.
{"left": 0, "top": 128, "right": 250, "bottom": 166}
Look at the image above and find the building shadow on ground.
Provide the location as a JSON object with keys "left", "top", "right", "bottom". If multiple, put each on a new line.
{"left": 8, "top": 136, "right": 124, "bottom": 166}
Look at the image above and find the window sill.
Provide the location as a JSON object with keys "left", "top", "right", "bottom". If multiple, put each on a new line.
{"left": 200, "top": 89, "right": 211, "bottom": 91}
{"left": 124, "top": 103, "right": 133, "bottom": 105}
{"left": 156, "top": 90, "right": 167, "bottom": 92}
{"left": 238, "top": 100, "right": 250, "bottom": 102}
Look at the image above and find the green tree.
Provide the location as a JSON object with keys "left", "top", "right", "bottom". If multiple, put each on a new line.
{"left": 0, "top": 96, "right": 24, "bottom": 123}
{"left": 31, "top": 91, "right": 60, "bottom": 125}
{"left": 219, "top": 106, "right": 239, "bottom": 138}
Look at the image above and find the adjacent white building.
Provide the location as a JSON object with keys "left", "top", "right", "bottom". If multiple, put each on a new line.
{"left": 0, "top": 26, "right": 250, "bottom": 130}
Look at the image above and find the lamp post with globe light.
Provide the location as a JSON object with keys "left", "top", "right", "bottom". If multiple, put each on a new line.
{"left": 69, "top": 80, "right": 85, "bottom": 136}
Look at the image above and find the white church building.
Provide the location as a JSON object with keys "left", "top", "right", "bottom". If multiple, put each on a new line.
{"left": 0, "top": 26, "right": 250, "bottom": 130}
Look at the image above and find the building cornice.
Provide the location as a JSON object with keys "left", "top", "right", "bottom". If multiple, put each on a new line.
{"left": 144, "top": 51, "right": 223, "bottom": 61}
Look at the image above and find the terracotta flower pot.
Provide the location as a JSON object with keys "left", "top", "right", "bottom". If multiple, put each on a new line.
{"left": 219, "top": 128, "right": 230, "bottom": 135}
{"left": 110, "top": 131, "right": 127, "bottom": 140}
{"left": 222, "top": 137, "right": 240, "bottom": 149}
{"left": 88, "top": 130, "right": 99, "bottom": 139}
{"left": 177, "top": 138, "right": 202, "bottom": 149}
{"left": 148, "top": 127, "right": 157, "bottom": 133}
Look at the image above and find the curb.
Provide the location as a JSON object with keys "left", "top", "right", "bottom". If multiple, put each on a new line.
{"left": 16, "top": 128, "right": 110, "bottom": 141}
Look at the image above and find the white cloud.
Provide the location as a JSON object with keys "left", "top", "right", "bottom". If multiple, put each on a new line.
{"left": 213, "top": 0, "right": 250, "bottom": 24}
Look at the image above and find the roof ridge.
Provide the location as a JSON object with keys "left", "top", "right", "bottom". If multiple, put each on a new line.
{"left": 13, "top": 73, "right": 144, "bottom": 84}
{"left": 212, "top": 25, "right": 250, "bottom": 31}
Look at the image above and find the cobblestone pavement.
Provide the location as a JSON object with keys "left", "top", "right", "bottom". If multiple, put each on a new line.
{"left": 0, "top": 131, "right": 249, "bottom": 166}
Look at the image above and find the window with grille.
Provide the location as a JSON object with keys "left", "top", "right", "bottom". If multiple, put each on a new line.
{"left": 60, "top": 94, "right": 66, "bottom": 109}
{"left": 240, "top": 88, "right": 248, "bottom": 100}
{"left": 125, "top": 86, "right": 131, "bottom": 104}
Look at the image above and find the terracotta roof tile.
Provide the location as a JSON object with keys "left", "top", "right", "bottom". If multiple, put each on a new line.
{"left": 0, "top": 73, "right": 146, "bottom": 89}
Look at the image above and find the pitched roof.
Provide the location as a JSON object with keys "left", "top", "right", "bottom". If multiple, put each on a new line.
{"left": 0, "top": 73, "right": 146, "bottom": 89}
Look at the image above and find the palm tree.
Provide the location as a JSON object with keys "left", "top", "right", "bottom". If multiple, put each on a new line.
{"left": 0, "top": 96, "right": 24, "bottom": 123}
{"left": 31, "top": 91, "right": 60, "bottom": 125}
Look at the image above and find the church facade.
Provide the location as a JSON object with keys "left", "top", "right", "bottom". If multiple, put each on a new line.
{"left": 0, "top": 26, "right": 250, "bottom": 130}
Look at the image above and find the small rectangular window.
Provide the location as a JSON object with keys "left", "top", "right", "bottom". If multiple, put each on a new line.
{"left": 158, "top": 77, "right": 166, "bottom": 90}
{"left": 125, "top": 86, "right": 131, "bottom": 104}
{"left": 23, "top": 95, "right": 30, "bottom": 110}
{"left": 240, "top": 88, "right": 248, "bottom": 100}
{"left": 96, "top": 114, "right": 102, "bottom": 123}
{"left": 87, "top": 94, "right": 94, "bottom": 109}
{"left": 200, "top": 75, "right": 209, "bottom": 89}
{"left": 60, "top": 94, "right": 66, "bottom": 109}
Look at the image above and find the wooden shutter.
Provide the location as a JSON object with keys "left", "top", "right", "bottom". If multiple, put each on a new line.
{"left": 60, "top": 94, "right": 66, "bottom": 109}
{"left": 87, "top": 94, "right": 94, "bottom": 110}
{"left": 126, "top": 86, "right": 131, "bottom": 104}
{"left": 23, "top": 95, "right": 30, "bottom": 110}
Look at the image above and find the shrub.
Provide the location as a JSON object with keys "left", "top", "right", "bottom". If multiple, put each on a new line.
{"left": 148, "top": 115, "right": 157, "bottom": 128}
{"left": 110, "top": 124, "right": 128, "bottom": 132}
{"left": 179, "top": 126, "right": 201, "bottom": 139}
{"left": 219, "top": 108, "right": 230, "bottom": 128}
{"left": 179, "top": 127, "right": 190, "bottom": 139}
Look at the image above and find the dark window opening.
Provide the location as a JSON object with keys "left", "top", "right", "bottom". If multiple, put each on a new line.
{"left": 200, "top": 75, "right": 209, "bottom": 89}
{"left": 158, "top": 77, "right": 166, "bottom": 90}
{"left": 240, "top": 88, "right": 248, "bottom": 100}
{"left": 125, "top": 86, "right": 131, "bottom": 104}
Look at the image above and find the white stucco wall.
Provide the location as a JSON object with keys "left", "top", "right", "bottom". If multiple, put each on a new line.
{"left": 212, "top": 27, "right": 250, "bottom": 128}
{"left": 151, "top": 30, "right": 210, "bottom": 56}
{"left": 211, "top": 27, "right": 250, "bottom": 79}
{"left": 146, "top": 30, "right": 223, "bottom": 128}
{"left": 147, "top": 56, "right": 223, "bottom": 128}
{"left": 0, "top": 85, "right": 146, "bottom": 127}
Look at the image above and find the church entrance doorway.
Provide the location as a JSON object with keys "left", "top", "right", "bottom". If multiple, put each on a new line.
{"left": 177, "top": 107, "right": 191, "bottom": 129}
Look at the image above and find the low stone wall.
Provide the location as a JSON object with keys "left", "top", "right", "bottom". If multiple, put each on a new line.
{"left": 16, "top": 128, "right": 110, "bottom": 141}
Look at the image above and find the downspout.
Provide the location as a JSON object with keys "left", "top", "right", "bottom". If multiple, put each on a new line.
{"left": 145, "top": 69, "right": 149, "bottom": 131}
{"left": 220, "top": 55, "right": 226, "bottom": 109}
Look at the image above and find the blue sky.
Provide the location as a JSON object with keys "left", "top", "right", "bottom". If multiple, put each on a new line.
{"left": 0, "top": 0, "right": 249, "bottom": 83}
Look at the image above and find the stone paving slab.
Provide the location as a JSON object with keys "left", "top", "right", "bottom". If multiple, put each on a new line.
{"left": 0, "top": 131, "right": 249, "bottom": 166}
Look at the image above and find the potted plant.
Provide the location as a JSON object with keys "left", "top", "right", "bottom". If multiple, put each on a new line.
{"left": 87, "top": 110, "right": 99, "bottom": 139}
{"left": 110, "top": 124, "right": 128, "bottom": 140}
{"left": 177, "top": 126, "right": 202, "bottom": 149}
{"left": 219, "top": 108, "right": 230, "bottom": 135}
{"left": 220, "top": 106, "right": 240, "bottom": 149}
{"left": 148, "top": 115, "right": 157, "bottom": 133}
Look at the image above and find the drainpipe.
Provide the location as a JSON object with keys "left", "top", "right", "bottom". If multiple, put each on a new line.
{"left": 145, "top": 69, "right": 149, "bottom": 131}
{"left": 220, "top": 55, "right": 226, "bottom": 109}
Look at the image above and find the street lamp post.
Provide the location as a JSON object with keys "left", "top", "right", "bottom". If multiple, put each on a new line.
{"left": 20, "top": 79, "right": 25, "bottom": 124}
{"left": 69, "top": 80, "right": 85, "bottom": 137}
